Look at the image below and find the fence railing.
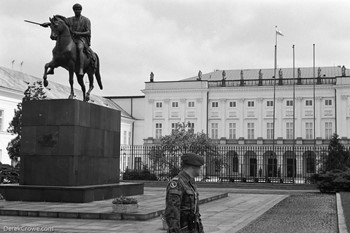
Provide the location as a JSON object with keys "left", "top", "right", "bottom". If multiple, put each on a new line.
{"left": 208, "top": 77, "right": 336, "bottom": 88}
{"left": 120, "top": 145, "right": 330, "bottom": 184}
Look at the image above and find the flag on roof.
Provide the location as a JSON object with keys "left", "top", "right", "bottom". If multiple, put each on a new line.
{"left": 276, "top": 29, "right": 284, "bottom": 36}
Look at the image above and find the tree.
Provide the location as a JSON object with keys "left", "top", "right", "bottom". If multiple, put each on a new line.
{"left": 324, "top": 133, "right": 350, "bottom": 172}
{"left": 149, "top": 122, "right": 217, "bottom": 178}
{"left": 6, "top": 81, "right": 47, "bottom": 163}
{"left": 160, "top": 122, "right": 216, "bottom": 155}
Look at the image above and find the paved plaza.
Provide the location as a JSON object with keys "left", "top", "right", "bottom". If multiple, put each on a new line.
{"left": 0, "top": 187, "right": 342, "bottom": 233}
{"left": 0, "top": 188, "right": 287, "bottom": 233}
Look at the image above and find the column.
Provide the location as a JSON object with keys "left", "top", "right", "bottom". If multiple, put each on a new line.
{"left": 196, "top": 98, "right": 203, "bottom": 133}
{"left": 147, "top": 99, "right": 154, "bottom": 138}
{"left": 339, "top": 95, "right": 347, "bottom": 137}
{"left": 180, "top": 98, "right": 186, "bottom": 123}
{"left": 296, "top": 97, "right": 303, "bottom": 138}
{"left": 220, "top": 98, "right": 227, "bottom": 138}
{"left": 257, "top": 98, "right": 264, "bottom": 138}
{"left": 276, "top": 97, "right": 284, "bottom": 138}
{"left": 238, "top": 98, "right": 245, "bottom": 138}
{"left": 164, "top": 98, "right": 170, "bottom": 135}
{"left": 315, "top": 97, "right": 322, "bottom": 138}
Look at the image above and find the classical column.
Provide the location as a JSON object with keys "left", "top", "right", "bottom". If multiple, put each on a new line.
{"left": 257, "top": 98, "right": 264, "bottom": 138}
{"left": 238, "top": 98, "right": 245, "bottom": 138}
{"left": 276, "top": 97, "right": 284, "bottom": 138}
{"left": 164, "top": 98, "right": 170, "bottom": 134}
{"left": 340, "top": 95, "right": 349, "bottom": 137}
{"left": 180, "top": 98, "right": 186, "bottom": 122}
{"left": 196, "top": 98, "right": 203, "bottom": 132}
{"left": 147, "top": 99, "right": 155, "bottom": 138}
{"left": 220, "top": 98, "right": 227, "bottom": 138}
{"left": 296, "top": 97, "right": 303, "bottom": 138}
{"left": 315, "top": 97, "right": 322, "bottom": 138}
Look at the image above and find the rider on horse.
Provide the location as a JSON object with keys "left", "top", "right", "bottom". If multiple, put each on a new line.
{"left": 42, "top": 3, "right": 92, "bottom": 76}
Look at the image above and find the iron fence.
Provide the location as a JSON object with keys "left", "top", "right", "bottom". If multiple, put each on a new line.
{"left": 120, "top": 145, "right": 330, "bottom": 184}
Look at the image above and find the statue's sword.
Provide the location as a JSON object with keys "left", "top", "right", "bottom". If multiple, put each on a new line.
{"left": 24, "top": 20, "right": 43, "bottom": 26}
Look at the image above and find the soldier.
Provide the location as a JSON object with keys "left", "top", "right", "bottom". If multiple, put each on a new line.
{"left": 165, "top": 153, "right": 205, "bottom": 233}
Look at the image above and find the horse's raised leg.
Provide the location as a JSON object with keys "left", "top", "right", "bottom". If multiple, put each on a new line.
{"left": 77, "top": 74, "right": 86, "bottom": 101}
{"left": 85, "top": 72, "right": 94, "bottom": 102}
{"left": 68, "top": 68, "right": 75, "bottom": 99}
{"left": 43, "top": 62, "right": 55, "bottom": 87}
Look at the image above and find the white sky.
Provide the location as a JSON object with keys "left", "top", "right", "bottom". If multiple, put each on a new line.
{"left": 1, "top": 0, "right": 350, "bottom": 96}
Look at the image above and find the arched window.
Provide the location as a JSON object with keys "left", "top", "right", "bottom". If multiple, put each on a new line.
{"left": 227, "top": 151, "right": 239, "bottom": 173}
{"left": 304, "top": 151, "right": 316, "bottom": 173}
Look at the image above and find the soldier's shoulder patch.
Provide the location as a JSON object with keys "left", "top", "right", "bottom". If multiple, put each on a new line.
{"left": 169, "top": 180, "right": 178, "bottom": 188}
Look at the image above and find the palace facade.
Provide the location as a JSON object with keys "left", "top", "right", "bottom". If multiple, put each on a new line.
{"left": 110, "top": 66, "right": 350, "bottom": 182}
{"left": 133, "top": 66, "right": 350, "bottom": 144}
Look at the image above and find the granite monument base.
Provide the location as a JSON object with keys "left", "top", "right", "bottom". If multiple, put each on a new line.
{"left": 0, "top": 99, "right": 143, "bottom": 202}
{"left": 0, "top": 182, "right": 144, "bottom": 203}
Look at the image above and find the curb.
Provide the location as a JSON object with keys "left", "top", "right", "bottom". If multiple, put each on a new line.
{"left": 0, "top": 192, "right": 228, "bottom": 221}
{"left": 337, "top": 193, "right": 348, "bottom": 233}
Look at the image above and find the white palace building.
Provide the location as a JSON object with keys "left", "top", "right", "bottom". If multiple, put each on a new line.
{"left": 110, "top": 66, "right": 350, "bottom": 182}
{"left": 112, "top": 66, "right": 350, "bottom": 144}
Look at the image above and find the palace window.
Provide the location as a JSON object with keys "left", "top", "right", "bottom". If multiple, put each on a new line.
{"left": 286, "top": 100, "right": 293, "bottom": 107}
{"left": 247, "top": 101, "right": 255, "bottom": 107}
{"left": 188, "top": 101, "right": 195, "bottom": 108}
{"left": 247, "top": 122, "right": 255, "bottom": 139}
{"left": 266, "top": 101, "right": 273, "bottom": 107}
{"left": 305, "top": 122, "right": 313, "bottom": 139}
{"left": 155, "top": 123, "right": 163, "bottom": 139}
{"left": 172, "top": 102, "right": 179, "bottom": 108}
{"left": 228, "top": 123, "right": 236, "bottom": 139}
{"left": 171, "top": 123, "right": 178, "bottom": 133}
{"left": 188, "top": 122, "right": 195, "bottom": 132}
{"left": 211, "top": 123, "right": 218, "bottom": 139}
{"left": 212, "top": 102, "right": 219, "bottom": 108}
{"left": 286, "top": 122, "right": 293, "bottom": 139}
{"left": 229, "top": 101, "right": 236, "bottom": 108}
{"left": 325, "top": 122, "right": 333, "bottom": 139}
{"left": 325, "top": 99, "right": 332, "bottom": 106}
{"left": 266, "top": 122, "right": 273, "bottom": 139}
{"left": 305, "top": 100, "right": 313, "bottom": 106}
{"left": 156, "top": 102, "right": 162, "bottom": 108}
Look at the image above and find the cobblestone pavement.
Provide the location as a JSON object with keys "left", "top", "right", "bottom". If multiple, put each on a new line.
{"left": 237, "top": 194, "right": 337, "bottom": 233}
{"left": 0, "top": 193, "right": 287, "bottom": 233}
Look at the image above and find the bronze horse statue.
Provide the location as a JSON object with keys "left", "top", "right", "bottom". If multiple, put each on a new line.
{"left": 43, "top": 15, "right": 102, "bottom": 101}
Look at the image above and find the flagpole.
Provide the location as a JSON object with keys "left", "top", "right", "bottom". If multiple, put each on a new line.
{"left": 293, "top": 45, "right": 295, "bottom": 150}
{"left": 313, "top": 44, "right": 316, "bottom": 149}
{"left": 273, "top": 26, "right": 277, "bottom": 155}
{"left": 292, "top": 45, "right": 296, "bottom": 178}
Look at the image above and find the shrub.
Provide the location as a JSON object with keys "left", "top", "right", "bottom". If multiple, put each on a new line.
{"left": 123, "top": 165, "right": 157, "bottom": 180}
{"left": 0, "top": 163, "right": 19, "bottom": 184}
{"left": 312, "top": 169, "right": 350, "bottom": 193}
{"left": 112, "top": 196, "right": 138, "bottom": 204}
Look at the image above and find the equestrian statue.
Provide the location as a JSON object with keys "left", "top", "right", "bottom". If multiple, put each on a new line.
{"left": 26, "top": 3, "right": 102, "bottom": 102}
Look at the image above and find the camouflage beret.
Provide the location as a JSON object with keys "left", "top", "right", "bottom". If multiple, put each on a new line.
{"left": 181, "top": 153, "right": 204, "bottom": 167}
{"left": 73, "top": 3, "right": 82, "bottom": 10}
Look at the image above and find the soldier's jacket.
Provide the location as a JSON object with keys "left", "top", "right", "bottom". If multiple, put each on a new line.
{"left": 165, "top": 170, "right": 204, "bottom": 233}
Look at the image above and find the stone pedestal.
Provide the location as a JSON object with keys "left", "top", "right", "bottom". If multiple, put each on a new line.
{"left": 0, "top": 99, "right": 143, "bottom": 202}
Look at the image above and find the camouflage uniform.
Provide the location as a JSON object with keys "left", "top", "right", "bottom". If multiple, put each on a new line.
{"left": 165, "top": 154, "right": 204, "bottom": 233}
